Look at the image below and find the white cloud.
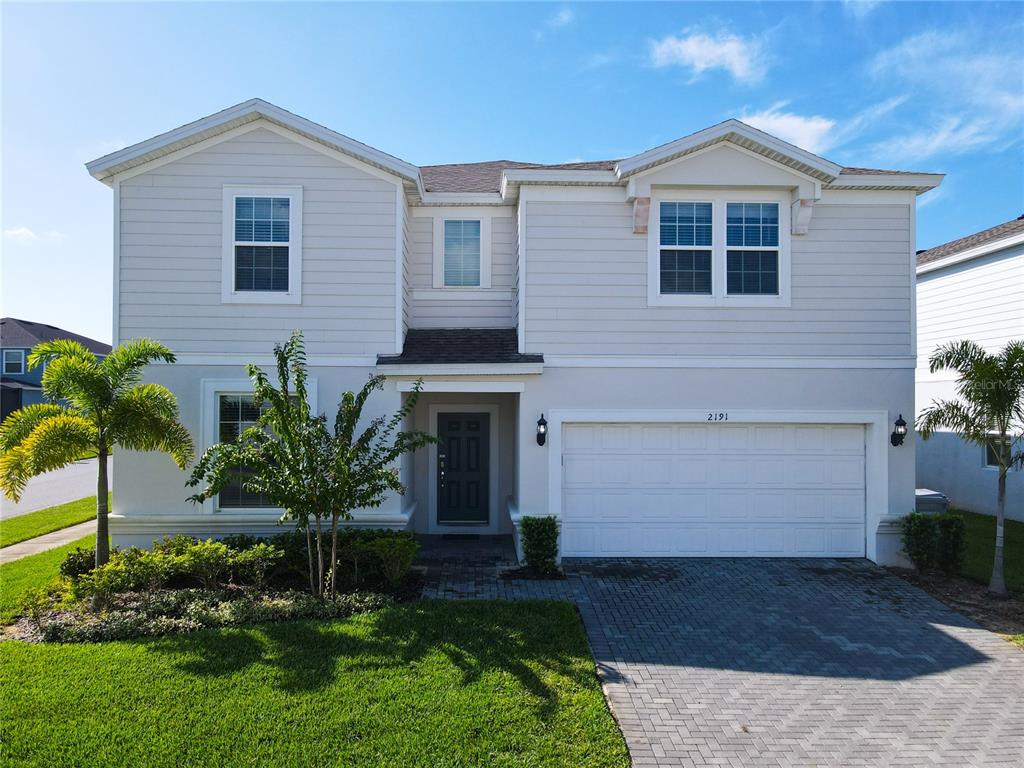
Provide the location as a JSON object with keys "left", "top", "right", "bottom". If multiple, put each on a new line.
{"left": 3, "top": 227, "right": 65, "bottom": 243}
{"left": 535, "top": 8, "right": 574, "bottom": 40}
{"left": 582, "top": 51, "right": 618, "bottom": 70}
{"left": 842, "top": 0, "right": 884, "bottom": 19}
{"left": 650, "top": 29, "right": 767, "bottom": 85}
{"left": 867, "top": 29, "right": 1023, "bottom": 162}
{"left": 739, "top": 97, "right": 906, "bottom": 155}
{"left": 4, "top": 227, "right": 38, "bottom": 243}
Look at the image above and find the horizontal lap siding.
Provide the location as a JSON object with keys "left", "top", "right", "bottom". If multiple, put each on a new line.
{"left": 407, "top": 215, "right": 516, "bottom": 328}
{"left": 524, "top": 199, "right": 912, "bottom": 357}
{"left": 118, "top": 128, "right": 397, "bottom": 355}
{"left": 917, "top": 245, "right": 1024, "bottom": 365}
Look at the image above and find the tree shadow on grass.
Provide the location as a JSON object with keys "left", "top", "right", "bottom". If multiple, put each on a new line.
{"left": 143, "top": 600, "right": 591, "bottom": 721}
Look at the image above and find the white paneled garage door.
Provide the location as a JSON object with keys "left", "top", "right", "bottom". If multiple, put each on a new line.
{"left": 561, "top": 422, "right": 866, "bottom": 557}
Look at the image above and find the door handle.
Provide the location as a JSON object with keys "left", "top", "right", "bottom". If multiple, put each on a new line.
{"left": 439, "top": 452, "right": 446, "bottom": 487}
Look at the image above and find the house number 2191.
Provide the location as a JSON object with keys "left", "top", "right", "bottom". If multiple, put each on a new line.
{"left": 707, "top": 412, "right": 729, "bottom": 421}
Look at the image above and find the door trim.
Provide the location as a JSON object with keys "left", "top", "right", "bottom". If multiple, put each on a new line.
{"left": 428, "top": 403, "right": 500, "bottom": 535}
{"left": 546, "top": 409, "right": 889, "bottom": 562}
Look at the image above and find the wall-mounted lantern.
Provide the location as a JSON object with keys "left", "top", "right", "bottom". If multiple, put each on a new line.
{"left": 890, "top": 414, "right": 907, "bottom": 447}
{"left": 536, "top": 414, "right": 548, "bottom": 446}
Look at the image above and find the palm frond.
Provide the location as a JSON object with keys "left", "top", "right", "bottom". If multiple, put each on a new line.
{"left": 27, "top": 339, "right": 96, "bottom": 370}
{"left": 109, "top": 384, "right": 194, "bottom": 468}
{"left": 101, "top": 338, "right": 176, "bottom": 393}
{"left": 0, "top": 403, "right": 69, "bottom": 451}
{"left": 0, "top": 414, "right": 97, "bottom": 501}
{"left": 928, "top": 339, "right": 988, "bottom": 376}
{"left": 40, "top": 356, "right": 110, "bottom": 411}
{"left": 917, "top": 399, "right": 990, "bottom": 444}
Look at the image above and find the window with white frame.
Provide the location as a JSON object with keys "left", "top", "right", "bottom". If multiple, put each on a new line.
{"left": 726, "top": 202, "right": 780, "bottom": 296}
{"left": 222, "top": 186, "right": 302, "bottom": 304}
{"left": 3, "top": 349, "right": 25, "bottom": 374}
{"left": 216, "top": 394, "right": 274, "bottom": 508}
{"left": 443, "top": 220, "right": 482, "bottom": 287}
{"left": 648, "top": 193, "right": 790, "bottom": 307}
{"left": 659, "top": 202, "right": 713, "bottom": 295}
{"left": 985, "top": 436, "right": 1015, "bottom": 469}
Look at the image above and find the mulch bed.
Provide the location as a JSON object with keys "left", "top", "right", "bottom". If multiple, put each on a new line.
{"left": 888, "top": 567, "right": 1024, "bottom": 643}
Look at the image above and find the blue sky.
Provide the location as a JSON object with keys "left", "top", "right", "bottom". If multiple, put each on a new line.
{"left": 2, "top": 1, "right": 1022, "bottom": 344}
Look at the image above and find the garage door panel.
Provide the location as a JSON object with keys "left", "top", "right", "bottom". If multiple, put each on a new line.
{"left": 561, "top": 422, "right": 865, "bottom": 557}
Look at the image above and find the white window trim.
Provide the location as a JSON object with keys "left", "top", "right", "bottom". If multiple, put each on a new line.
{"left": 647, "top": 189, "right": 791, "bottom": 308}
{"left": 983, "top": 434, "right": 1018, "bottom": 471}
{"left": 221, "top": 185, "right": 303, "bottom": 305}
{"left": 199, "top": 377, "right": 318, "bottom": 514}
{"left": 432, "top": 216, "right": 492, "bottom": 289}
{"left": 2, "top": 349, "right": 25, "bottom": 374}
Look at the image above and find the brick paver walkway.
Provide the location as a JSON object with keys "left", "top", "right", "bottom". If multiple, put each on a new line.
{"left": 421, "top": 552, "right": 1024, "bottom": 767}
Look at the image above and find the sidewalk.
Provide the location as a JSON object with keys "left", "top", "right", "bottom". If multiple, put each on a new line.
{"left": 0, "top": 521, "right": 94, "bottom": 565}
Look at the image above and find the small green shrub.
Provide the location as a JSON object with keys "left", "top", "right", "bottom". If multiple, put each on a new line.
{"left": 71, "top": 558, "right": 132, "bottom": 607}
{"left": 902, "top": 511, "right": 966, "bottom": 574}
{"left": 367, "top": 535, "right": 419, "bottom": 588}
{"left": 521, "top": 516, "right": 559, "bottom": 576}
{"left": 180, "top": 540, "right": 232, "bottom": 589}
{"left": 153, "top": 534, "right": 198, "bottom": 557}
{"left": 60, "top": 546, "right": 97, "bottom": 580}
{"left": 231, "top": 542, "right": 284, "bottom": 589}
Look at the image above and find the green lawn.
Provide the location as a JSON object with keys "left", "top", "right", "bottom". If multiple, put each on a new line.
{"left": 0, "top": 534, "right": 95, "bottom": 623}
{"left": 959, "top": 510, "right": 1024, "bottom": 593}
{"left": 0, "top": 495, "right": 102, "bottom": 548}
{"left": 0, "top": 600, "right": 629, "bottom": 768}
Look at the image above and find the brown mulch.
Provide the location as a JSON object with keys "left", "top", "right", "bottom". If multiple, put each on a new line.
{"left": 888, "top": 567, "right": 1024, "bottom": 645}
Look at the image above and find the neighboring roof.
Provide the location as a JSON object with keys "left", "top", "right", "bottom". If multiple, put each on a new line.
{"left": 86, "top": 98, "right": 420, "bottom": 185}
{"left": 917, "top": 215, "right": 1024, "bottom": 268}
{"left": 377, "top": 328, "right": 543, "bottom": 365}
{"left": 0, "top": 318, "right": 112, "bottom": 355}
{"left": 86, "top": 99, "right": 941, "bottom": 197}
{"left": 1, "top": 378, "right": 41, "bottom": 391}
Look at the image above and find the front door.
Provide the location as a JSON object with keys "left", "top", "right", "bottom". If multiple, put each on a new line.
{"left": 437, "top": 413, "right": 490, "bottom": 525}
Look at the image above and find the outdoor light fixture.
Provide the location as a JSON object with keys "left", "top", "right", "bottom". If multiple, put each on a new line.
{"left": 536, "top": 414, "right": 548, "bottom": 446}
{"left": 891, "top": 414, "right": 907, "bottom": 447}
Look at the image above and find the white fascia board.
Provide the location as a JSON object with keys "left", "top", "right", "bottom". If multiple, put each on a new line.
{"left": 828, "top": 173, "right": 944, "bottom": 193}
{"left": 543, "top": 355, "right": 916, "bottom": 369}
{"left": 615, "top": 119, "right": 843, "bottom": 180}
{"left": 417, "top": 192, "right": 506, "bottom": 206}
{"left": 916, "top": 230, "right": 1024, "bottom": 275}
{"left": 377, "top": 363, "right": 543, "bottom": 376}
{"left": 500, "top": 170, "right": 620, "bottom": 200}
{"left": 86, "top": 98, "right": 419, "bottom": 184}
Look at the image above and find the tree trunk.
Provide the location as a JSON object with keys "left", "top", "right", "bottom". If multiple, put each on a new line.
{"left": 305, "top": 525, "right": 316, "bottom": 595}
{"left": 989, "top": 467, "right": 1008, "bottom": 595}
{"left": 329, "top": 515, "right": 340, "bottom": 598}
{"left": 315, "top": 515, "right": 324, "bottom": 597}
{"left": 96, "top": 445, "right": 110, "bottom": 566}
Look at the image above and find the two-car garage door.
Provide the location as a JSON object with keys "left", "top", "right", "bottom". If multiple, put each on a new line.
{"left": 560, "top": 422, "right": 866, "bottom": 557}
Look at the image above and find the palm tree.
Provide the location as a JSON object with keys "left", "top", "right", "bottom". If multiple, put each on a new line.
{"left": 918, "top": 340, "right": 1024, "bottom": 595}
{"left": 0, "top": 338, "right": 194, "bottom": 566}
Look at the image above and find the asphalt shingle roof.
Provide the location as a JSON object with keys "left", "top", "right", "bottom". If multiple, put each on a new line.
{"left": 917, "top": 215, "right": 1024, "bottom": 266}
{"left": 0, "top": 318, "right": 112, "bottom": 355}
{"left": 377, "top": 328, "right": 543, "bottom": 366}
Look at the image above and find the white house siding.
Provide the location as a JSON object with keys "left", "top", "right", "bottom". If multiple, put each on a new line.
{"left": 110, "top": 362, "right": 408, "bottom": 548}
{"left": 522, "top": 192, "right": 913, "bottom": 358}
{"left": 407, "top": 211, "right": 517, "bottom": 328}
{"left": 514, "top": 365, "right": 916, "bottom": 565}
{"left": 915, "top": 243, "right": 1024, "bottom": 518}
{"left": 117, "top": 127, "right": 399, "bottom": 356}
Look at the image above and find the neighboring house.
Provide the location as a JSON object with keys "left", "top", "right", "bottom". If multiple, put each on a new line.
{"left": 915, "top": 216, "right": 1024, "bottom": 520}
{"left": 0, "top": 318, "right": 112, "bottom": 421}
{"left": 86, "top": 99, "right": 942, "bottom": 564}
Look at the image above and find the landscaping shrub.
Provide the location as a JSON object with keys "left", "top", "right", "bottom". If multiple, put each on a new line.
{"left": 521, "top": 516, "right": 559, "bottom": 576}
{"left": 29, "top": 589, "right": 392, "bottom": 643}
{"left": 901, "top": 511, "right": 966, "bottom": 574}
{"left": 367, "top": 534, "right": 419, "bottom": 588}
{"left": 231, "top": 542, "right": 284, "bottom": 589}
{"left": 153, "top": 534, "right": 198, "bottom": 556}
{"left": 180, "top": 540, "right": 233, "bottom": 589}
{"left": 59, "top": 546, "right": 97, "bottom": 580}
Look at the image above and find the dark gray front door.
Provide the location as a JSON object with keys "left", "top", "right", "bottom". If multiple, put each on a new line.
{"left": 437, "top": 413, "right": 489, "bottom": 525}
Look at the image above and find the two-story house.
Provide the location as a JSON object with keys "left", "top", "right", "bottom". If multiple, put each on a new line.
{"left": 915, "top": 216, "right": 1024, "bottom": 520}
{"left": 0, "top": 318, "right": 112, "bottom": 421}
{"left": 86, "top": 99, "right": 941, "bottom": 564}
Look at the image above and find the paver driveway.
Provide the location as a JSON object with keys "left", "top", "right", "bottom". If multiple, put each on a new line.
{"left": 422, "top": 555, "right": 1024, "bottom": 768}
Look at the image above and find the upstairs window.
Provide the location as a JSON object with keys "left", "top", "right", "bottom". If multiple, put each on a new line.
{"left": 3, "top": 349, "right": 25, "bottom": 374}
{"left": 726, "top": 203, "right": 780, "bottom": 296}
{"left": 222, "top": 186, "right": 302, "bottom": 305}
{"left": 659, "top": 202, "right": 713, "bottom": 295}
{"left": 443, "top": 220, "right": 481, "bottom": 287}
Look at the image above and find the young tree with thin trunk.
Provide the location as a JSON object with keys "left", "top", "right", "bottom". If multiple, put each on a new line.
{"left": 187, "top": 331, "right": 434, "bottom": 597}
{"left": 917, "top": 339, "right": 1024, "bottom": 595}
{"left": 0, "top": 339, "right": 194, "bottom": 566}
